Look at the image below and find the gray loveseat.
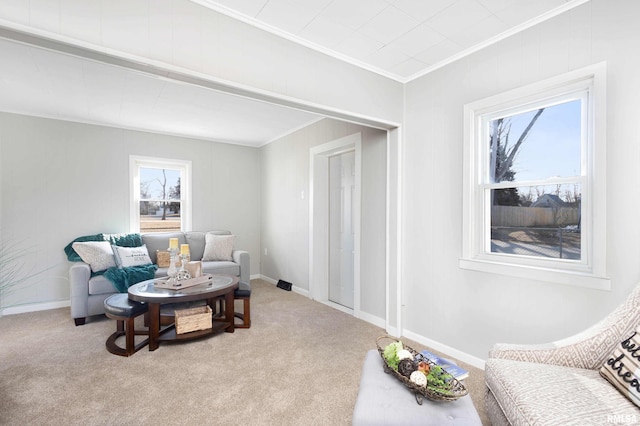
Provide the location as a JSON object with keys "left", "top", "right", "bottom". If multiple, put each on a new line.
{"left": 69, "top": 230, "right": 249, "bottom": 325}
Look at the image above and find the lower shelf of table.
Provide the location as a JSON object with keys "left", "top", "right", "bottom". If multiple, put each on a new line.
{"left": 157, "top": 320, "right": 230, "bottom": 341}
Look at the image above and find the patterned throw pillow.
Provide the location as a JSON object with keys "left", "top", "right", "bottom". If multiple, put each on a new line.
{"left": 71, "top": 241, "right": 116, "bottom": 273}
{"left": 202, "top": 234, "right": 235, "bottom": 261}
{"left": 112, "top": 244, "right": 152, "bottom": 268}
{"left": 600, "top": 326, "right": 640, "bottom": 407}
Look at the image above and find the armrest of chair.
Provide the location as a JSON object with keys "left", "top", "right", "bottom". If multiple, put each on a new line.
{"left": 69, "top": 262, "right": 91, "bottom": 319}
{"left": 489, "top": 283, "right": 640, "bottom": 370}
{"left": 232, "top": 250, "right": 250, "bottom": 284}
{"left": 489, "top": 340, "right": 595, "bottom": 370}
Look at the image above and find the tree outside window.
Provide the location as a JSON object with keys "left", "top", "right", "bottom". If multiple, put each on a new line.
{"left": 487, "top": 99, "right": 582, "bottom": 260}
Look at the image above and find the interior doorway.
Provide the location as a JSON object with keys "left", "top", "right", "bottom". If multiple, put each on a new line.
{"left": 310, "top": 133, "right": 361, "bottom": 315}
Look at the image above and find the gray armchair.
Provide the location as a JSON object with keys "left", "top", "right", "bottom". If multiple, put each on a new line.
{"left": 485, "top": 283, "right": 640, "bottom": 425}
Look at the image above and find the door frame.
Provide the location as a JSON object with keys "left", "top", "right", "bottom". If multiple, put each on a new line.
{"left": 309, "top": 133, "right": 361, "bottom": 316}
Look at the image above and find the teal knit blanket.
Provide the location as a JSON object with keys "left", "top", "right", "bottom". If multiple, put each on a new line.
{"left": 64, "top": 232, "right": 154, "bottom": 292}
{"left": 104, "top": 264, "right": 157, "bottom": 293}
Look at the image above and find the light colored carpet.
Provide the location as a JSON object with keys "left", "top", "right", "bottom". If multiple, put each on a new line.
{"left": 0, "top": 280, "right": 489, "bottom": 425}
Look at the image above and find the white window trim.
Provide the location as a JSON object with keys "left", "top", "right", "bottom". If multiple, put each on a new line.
{"left": 129, "top": 155, "right": 193, "bottom": 233}
{"left": 460, "top": 63, "right": 609, "bottom": 290}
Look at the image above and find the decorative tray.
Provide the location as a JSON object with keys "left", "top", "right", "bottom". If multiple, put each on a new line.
{"left": 154, "top": 274, "right": 213, "bottom": 290}
{"left": 376, "top": 335, "right": 468, "bottom": 404}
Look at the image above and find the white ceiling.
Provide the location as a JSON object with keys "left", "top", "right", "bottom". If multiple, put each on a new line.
{"left": 0, "top": 0, "right": 586, "bottom": 146}
{"left": 193, "top": 0, "right": 586, "bottom": 82}
{"left": 0, "top": 37, "right": 322, "bottom": 147}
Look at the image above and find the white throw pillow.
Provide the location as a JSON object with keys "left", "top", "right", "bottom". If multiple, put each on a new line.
{"left": 112, "top": 244, "right": 152, "bottom": 268}
{"left": 202, "top": 234, "right": 235, "bottom": 261}
{"left": 72, "top": 241, "right": 116, "bottom": 273}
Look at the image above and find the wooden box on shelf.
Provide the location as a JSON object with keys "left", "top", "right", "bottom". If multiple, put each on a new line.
{"left": 175, "top": 305, "right": 212, "bottom": 334}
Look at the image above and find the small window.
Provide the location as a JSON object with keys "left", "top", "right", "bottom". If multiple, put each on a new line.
{"left": 461, "top": 64, "right": 609, "bottom": 289}
{"left": 130, "top": 156, "right": 192, "bottom": 233}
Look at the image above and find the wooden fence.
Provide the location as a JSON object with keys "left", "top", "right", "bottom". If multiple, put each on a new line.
{"left": 491, "top": 206, "right": 579, "bottom": 227}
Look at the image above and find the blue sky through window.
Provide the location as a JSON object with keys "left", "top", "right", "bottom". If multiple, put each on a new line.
{"left": 495, "top": 99, "right": 581, "bottom": 183}
{"left": 140, "top": 167, "right": 180, "bottom": 200}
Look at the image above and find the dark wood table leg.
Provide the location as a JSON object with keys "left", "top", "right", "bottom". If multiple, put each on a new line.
{"left": 224, "top": 290, "right": 234, "bottom": 333}
{"left": 148, "top": 302, "right": 160, "bottom": 351}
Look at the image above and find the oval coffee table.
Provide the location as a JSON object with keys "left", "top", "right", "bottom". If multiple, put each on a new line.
{"left": 128, "top": 274, "right": 239, "bottom": 351}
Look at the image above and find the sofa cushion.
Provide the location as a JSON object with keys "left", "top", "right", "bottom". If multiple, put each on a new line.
{"left": 88, "top": 274, "right": 117, "bottom": 295}
{"left": 112, "top": 244, "right": 152, "bottom": 268}
{"left": 202, "top": 261, "right": 239, "bottom": 276}
{"left": 485, "top": 358, "right": 639, "bottom": 425}
{"left": 185, "top": 232, "right": 206, "bottom": 261}
{"left": 600, "top": 327, "right": 640, "bottom": 407}
{"left": 142, "top": 232, "right": 186, "bottom": 264}
{"left": 203, "top": 233, "right": 235, "bottom": 261}
{"left": 72, "top": 241, "right": 116, "bottom": 273}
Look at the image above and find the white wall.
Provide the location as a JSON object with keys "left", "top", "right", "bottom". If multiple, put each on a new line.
{"left": 0, "top": 112, "right": 261, "bottom": 311}
{"left": 360, "top": 129, "right": 387, "bottom": 318}
{"left": 260, "top": 118, "right": 387, "bottom": 320}
{"left": 403, "top": 0, "right": 640, "bottom": 359}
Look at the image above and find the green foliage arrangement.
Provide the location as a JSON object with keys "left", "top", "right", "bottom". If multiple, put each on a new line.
{"left": 426, "top": 365, "right": 452, "bottom": 392}
{"left": 383, "top": 340, "right": 403, "bottom": 371}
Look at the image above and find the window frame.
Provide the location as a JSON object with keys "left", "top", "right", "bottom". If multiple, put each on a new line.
{"left": 460, "top": 63, "right": 609, "bottom": 290}
{"left": 129, "top": 155, "right": 192, "bottom": 234}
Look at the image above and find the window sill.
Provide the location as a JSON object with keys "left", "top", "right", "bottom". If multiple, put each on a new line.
{"left": 459, "top": 258, "right": 611, "bottom": 291}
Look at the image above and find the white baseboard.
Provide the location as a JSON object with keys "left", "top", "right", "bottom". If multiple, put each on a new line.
{"left": 318, "top": 299, "right": 353, "bottom": 315}
{"left": 257, "top": 274, "right": 309, "bottom": 297}
{"left": 2, "top": 299, "right": 70, "bottom": 316}
{"left": 357, "top": 310, "right": 386, "bottom": 329}
{"left": 291, "top": 285, "right": 309, "bottom": 297}
{"left": 257, "top": 274, "right": 277, "bottom": 284}
{"left": 403, "top": 329, "right": 486, "bottom": 371}
{"left": 260, "top": 275, "right": 388, "bottom": 332}
{"left": 385, "top": 326, "right": 401, "bottom": 338}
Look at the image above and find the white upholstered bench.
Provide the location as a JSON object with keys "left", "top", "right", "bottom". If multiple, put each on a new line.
{"left": 352, "top": 350, "right": 481, "bottom": 425}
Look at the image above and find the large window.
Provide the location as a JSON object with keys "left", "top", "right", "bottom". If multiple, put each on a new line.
{"left": 461, "top": 64, "right": 609, "bottom": 289}
{"left": 487, "top": 97, "right": 583, "bottom": 260}
{"left": 130, "top": 156, "right": 192, "bottom": 233}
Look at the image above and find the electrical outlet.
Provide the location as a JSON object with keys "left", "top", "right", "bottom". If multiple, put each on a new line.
{"left": 264, "top": 248, "right": 268, "bottom": 256}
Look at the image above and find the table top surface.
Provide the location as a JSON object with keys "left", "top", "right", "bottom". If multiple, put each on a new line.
{"left": 128, "top": 274, "right": 238, "bottom": 303}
